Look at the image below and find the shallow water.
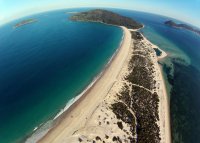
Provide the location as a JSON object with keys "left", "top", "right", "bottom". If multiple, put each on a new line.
{"left": 111, "top": 8, "right": 200, "bottom": 143}
{"left": 1, "top": 7, "right": 200, "bottom": 143}
{"left": 0, "top": 9, "right": 123, "bottom": 143}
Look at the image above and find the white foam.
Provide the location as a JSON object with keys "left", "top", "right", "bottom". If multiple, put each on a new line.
{"left": 25, "top": 120, "right": 53, "bottom": 143}
{"left": 53, "top": 28, "right": 124, "bottom": 120}
{"left": 25, "top": 27, "right": 124, "bottom": 143}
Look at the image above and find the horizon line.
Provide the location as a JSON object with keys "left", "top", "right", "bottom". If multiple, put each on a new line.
{"left": 0, "top": 6, "right": 200, "bottom": 29}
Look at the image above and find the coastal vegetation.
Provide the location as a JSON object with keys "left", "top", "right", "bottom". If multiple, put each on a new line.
{"left": 165, "top": 20, "right": 200, "bottom": 35}
{"left": 39, "top": 10, "right": 163, "bottom": 143}
{"left": 131, "top": 31, "right": 143, "bottom": 40}
{"left": 14, "top": 19, "right": 37, "bottom": 28}
{"left": 126, "top": 55, "right": 155, "bottom": 90}
{"left": 70, "top": 9, "right": 143, "bottom": 29}
{"left": 111, "top": 32, "right": 161, "bottom": 143}
{"left": 68, "top": 29, "right": 162, "bottom": 143}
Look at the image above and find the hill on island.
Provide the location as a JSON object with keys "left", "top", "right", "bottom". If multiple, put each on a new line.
{"left": 14, "top": 19, "right": 37, "bottom": 28}
{"left": 165, "top": 20, "right": 200, "bottom": 35}
{"left": 70, "top": 9, "right": 143, "bottom": 29}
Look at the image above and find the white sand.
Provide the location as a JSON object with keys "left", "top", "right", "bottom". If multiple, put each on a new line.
{"left": 39, "top": 26, "right": 171, "bottom": 143}
{"left": 142, "top": 37, "right": 171, "bottom": 143}
{"left": 39, "top": 26, "right": 132, "bottom": 143}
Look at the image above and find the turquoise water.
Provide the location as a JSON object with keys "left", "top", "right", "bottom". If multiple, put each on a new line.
{"left": 111, "top": 9, "right": 200, "bottom": 143}
{"left": 1, "top": 8, "right": 200, "bottom": 143}
{"left": 0, "top": 9, "right": 123, "bottom": 143}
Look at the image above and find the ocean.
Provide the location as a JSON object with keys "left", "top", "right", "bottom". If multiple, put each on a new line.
{"left": 111, "top": 8, "right": 200, "bottom": 143}
{"left": 0, "top": 9, "right": 123, "bottom": 143}
{"left": 0, "top": 8, "right": 200, "bottom": 143}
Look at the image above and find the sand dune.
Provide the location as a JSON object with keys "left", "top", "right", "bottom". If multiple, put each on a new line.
{"left": 39, "top": 26, "right": 132, "bottom": 143}
{"left": 39, "top": 26, "right": 171, "bottom": 143}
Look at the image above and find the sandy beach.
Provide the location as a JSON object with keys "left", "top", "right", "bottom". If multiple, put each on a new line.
{"left": 39, "top": 26, "right": 171, "bottom": 143}
{"left": 142, "top": 36, "right": 171, "bottom": 143}
{"left": 39, "top": 26, "right": 132, "bottom": 142}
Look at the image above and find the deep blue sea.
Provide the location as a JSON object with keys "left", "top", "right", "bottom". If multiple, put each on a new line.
{"left": 0, "top": 9, "right": 123, "bottom": 143}
{"left": 0, "top": 8, "right": 200, "bottom": 143}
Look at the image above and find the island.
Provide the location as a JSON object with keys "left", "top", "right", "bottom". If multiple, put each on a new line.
{"left": 14, "top": 19, "right": 37, "bottom": 28}
{"left": 70, "top": 9, "right": 143, "bottom": 29}
{"left": 39, "top": 9, "right": 171, "bottom": 143}
{"left": 165, "top": 20, "right": 200, "bottom": 35}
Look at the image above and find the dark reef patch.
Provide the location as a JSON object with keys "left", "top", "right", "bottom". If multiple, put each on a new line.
{"left": 164, "top": 58, "right": 200, "bottom": 143}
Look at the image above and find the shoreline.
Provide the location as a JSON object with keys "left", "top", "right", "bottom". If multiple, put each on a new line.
{"left": 141, "top": 34, "right": 171, "bottom": 143}
{"left": 141, "top": 33, "right": 168, "bottom": 59}
{"left": 158, "top": 63, "right": 172, "bottom": 143}
{"left": 28, "top": 24, "right": 171, "bottom": 143}
{"left": 25, "top": 26, "right": 126, "bottom": 143}
{"left": 13, "top": 19, "right": 37, "bottom": 29}
{"left": 53, "top": 30, "right": 124, "bottom": 120}
{"left": 38, "top": 26, "right": 132, "bottom": 143}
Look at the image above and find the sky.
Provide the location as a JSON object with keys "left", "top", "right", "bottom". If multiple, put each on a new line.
{"left": 0, "top": 0, "right": 200, "bottom": 28}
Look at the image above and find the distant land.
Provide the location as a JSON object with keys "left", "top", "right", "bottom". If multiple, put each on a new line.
{"left": 14, "top": 19, "right": 37, "bottom": 28}
{"left": 40, "top": 9, "right": 171, "bottom": 143}
{"left": 70, "top": 9, "right": 143, "bottom": 29}
{"left": 165, "top": 20, "right": 200, "bottom": 35}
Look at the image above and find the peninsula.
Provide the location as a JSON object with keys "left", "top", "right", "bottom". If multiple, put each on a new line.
{"left": 70, "top": 9, "right": 143, "bottom": 29}
{"left": 14, "top": 19, "right": 37, "bottom": 28}
{"left": 165, "top": 20, "right": 200, "bottom": 35}
{"left": 39, "top": 9, "right": 171, "bottom": 143}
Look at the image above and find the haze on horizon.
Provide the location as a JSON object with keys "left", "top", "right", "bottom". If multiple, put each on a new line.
{"left": 0, "top": 0, "right": 200, "bottom": 28}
